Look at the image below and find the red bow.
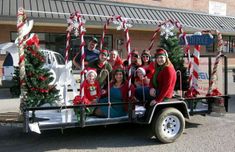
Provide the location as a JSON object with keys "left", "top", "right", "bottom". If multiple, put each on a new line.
{"left": 206, "top": 88, "right": 222, "bottom": 96}
{"left": 26, "top": 34, "right": 40, "bottom": 48}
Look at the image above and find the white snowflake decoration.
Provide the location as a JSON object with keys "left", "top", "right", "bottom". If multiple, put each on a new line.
{"left": 113, "top": 17, "right": 132, "bottom": 31}
{"left": 160, "top": 22, "right": 175, "bottom": 39}
{"left": 67, "top": 17, "right": 86, "bottom": 37}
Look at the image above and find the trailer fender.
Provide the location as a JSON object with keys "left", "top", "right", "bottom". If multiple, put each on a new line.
{"left": 147, "top": 100, "right": 190, "bottom": 124}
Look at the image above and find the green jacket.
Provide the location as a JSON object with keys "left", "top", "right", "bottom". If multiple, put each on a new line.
{"left": 88, "top": 60, "right": 112, "bottom": 87}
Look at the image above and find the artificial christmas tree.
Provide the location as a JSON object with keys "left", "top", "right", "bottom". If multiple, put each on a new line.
{"left": 21, "top": 34, "right": 60, "bottom": 107}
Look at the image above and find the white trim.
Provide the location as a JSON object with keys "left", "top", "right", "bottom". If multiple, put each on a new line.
{"left": 24, "top": 10, "right": 204, "bottom": 31}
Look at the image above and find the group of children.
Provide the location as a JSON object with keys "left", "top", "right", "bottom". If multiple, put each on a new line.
{"left": 72, "top": 37, "right": 177, "bottom": 118}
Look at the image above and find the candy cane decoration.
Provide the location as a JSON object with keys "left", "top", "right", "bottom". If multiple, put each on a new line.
{"left": 65, "top": 12, "right": 86, "bottom": 99}
{"left": 114, "top": 16, "right": 132, "bottom": 99}
{"left": 148, "top": 20, "right": 188, "bottom": 51}
{"left": 17, "top": 8, "right": 27, "bottom": 87}
{"left": 191, "top": 45, "right": 201, "bottom": 94}
{"left": 207, "top": 30, "right": 223, "bottom": 96}
{"left": 100, "top": 17, "right": 114, "bottom": 50}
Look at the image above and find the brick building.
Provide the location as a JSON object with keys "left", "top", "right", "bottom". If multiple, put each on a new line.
{"left": 110, "top": 0, "right": 235, "bottom": 17}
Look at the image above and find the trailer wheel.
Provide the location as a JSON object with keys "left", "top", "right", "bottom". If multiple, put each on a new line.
{"left": 152, "top": 107, "right": 185, "bottom": 143}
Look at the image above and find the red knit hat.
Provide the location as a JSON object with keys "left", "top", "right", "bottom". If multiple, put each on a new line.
{"left": 131, "top": 50, "right": 139, "bottom": 58}
{"left": 100, "top": 49, "right": 109, "bottom": 57}
{"left": 155, "top": 48, "right": 168, "bottom": 57}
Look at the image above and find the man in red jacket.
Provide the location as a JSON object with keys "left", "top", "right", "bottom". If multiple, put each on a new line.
{"left": 149, "top": 48, "right": 176, "bottom": 106}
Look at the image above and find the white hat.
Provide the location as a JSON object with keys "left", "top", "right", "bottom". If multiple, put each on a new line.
{"left": 86, "top": 69, "right": 97, "bottom": 78}
{"left": 136, "top": 67, "right": 146, "bottom": 76}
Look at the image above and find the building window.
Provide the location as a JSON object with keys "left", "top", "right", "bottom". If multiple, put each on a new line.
{"left": 11, "top": 32, "right": 113, "bottom": 56}
{"left": 206, "top": 35, "right": 216, "bottom": 52}
{"left": 206, "top": 35, "right": 235, "bottom": 53}
{"left": 11, "top": 32, "right": 113, "bottom": 69}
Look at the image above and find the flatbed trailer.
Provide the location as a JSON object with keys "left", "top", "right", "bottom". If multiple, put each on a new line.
{"left": 0, "top": 55, "right": 230, "bottom": 143}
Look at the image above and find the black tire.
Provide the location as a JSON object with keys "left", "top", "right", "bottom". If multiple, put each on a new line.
{"left": 152, "top": 107, "right": 185, "bottom": 143}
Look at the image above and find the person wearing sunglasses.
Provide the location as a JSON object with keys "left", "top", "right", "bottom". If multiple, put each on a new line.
{"left": 128, "top": 49, "right": 141, "bottom": 83}
{"left": 140, "top": 50, "right": 154, "bottom": 79}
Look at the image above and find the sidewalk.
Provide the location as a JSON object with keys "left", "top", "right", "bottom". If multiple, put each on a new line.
{"left": 0, "top": 88, "right": 20, "bottom": 113}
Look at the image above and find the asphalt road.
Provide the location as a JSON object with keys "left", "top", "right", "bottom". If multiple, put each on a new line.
{"left": 0, "top": 88, "right": 235, "bottom": 152}
{"left": 0, "top": 114, "right": 235, "bottom": 152}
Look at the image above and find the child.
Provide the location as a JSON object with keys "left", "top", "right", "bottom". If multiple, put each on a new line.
{"left": 134, "top": 67, "right": 150, "bottom": 103}
{"left": 73, "top": 68, "right": 101, "bottom": 115}
{"left": 134, "top": 67, "right": 150, "bottom": 87}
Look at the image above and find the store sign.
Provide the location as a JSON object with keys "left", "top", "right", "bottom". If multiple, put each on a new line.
{"left": 209, "top": 1, "right": 227, "bottom": 16}
{"left": 179, "top": 34, "right": 214, "bottom": 45}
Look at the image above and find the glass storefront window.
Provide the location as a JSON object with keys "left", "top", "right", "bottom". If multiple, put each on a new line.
{"left": 223, "top": 36, "right": 230, "bottom": 53}
{"left": 205, "top": 35, "right": 235, "bottom": 53}
{"left": 206, "top": 35, "right": 217, "bottom": 52}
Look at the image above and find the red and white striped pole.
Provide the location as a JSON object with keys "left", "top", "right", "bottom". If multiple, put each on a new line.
{"left": 207, "top": 30, "right": 223, "bottom": 96}
{"left": 17, "top": 8, "right": 27, "bottom": 111}
{"left": 148, "top": 20, "right": 187, "bottom": 51}
{"left": 64, "top": 13, "right": 74, "bottom": 64}
{"left": 65, "top": 12, "right": 86, "bottom": 99}
{"left": 100, "top": 17, "right": 114, "bottom": 50}
{"left": 75, "top": 12, "right": 86, "bottom": 99}
{"left": 192, "top": 45, "right": 200, "bottom": 92}
{"left": 116, "top": 16, "right": 132, "bottom": 99}
{"left": 17, "top": 8, "right": 27, "bottom": 88}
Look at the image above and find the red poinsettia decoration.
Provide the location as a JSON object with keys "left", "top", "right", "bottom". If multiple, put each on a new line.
{"left": 206, "top": 88, "right": 222, "bottom": 96}
{"left": 185, "top": 87, "right": 200, "bottom": 98}
{"left": 73, "top": 95, "right": 91, "bottom": 105}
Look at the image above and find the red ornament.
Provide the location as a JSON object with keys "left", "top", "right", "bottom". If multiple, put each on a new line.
{"left": 39, "top": 75, "right": 46, "bottom": 81}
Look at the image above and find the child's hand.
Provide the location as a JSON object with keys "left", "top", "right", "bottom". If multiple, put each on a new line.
{"left": 150, "top": 100, "right": 157, "bottom": 106}
{"left": 143, "top": 76, "right": 150, "bottom": 85}
{"left": 150, "top": 88, "right": 156, "bottom": 97}
{"left": 101, "top": 89, "right": 106, "bottom": 95}
{"left": 91, "top": 99, "right": 97, "bottom": 104}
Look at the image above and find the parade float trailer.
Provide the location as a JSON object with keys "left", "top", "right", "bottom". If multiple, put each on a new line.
{"left": 0, "top": 8, "right": 230, "bottom": 144}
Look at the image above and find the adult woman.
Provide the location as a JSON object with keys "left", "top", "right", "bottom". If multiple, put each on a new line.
{"left": 140, "top": 50, "right": 153, "bottom": 79}
{"left": 149, "top": 48, "right": 176, "bottom": 106}
{"left": 94, "top": 68, "right": 135, "bottom": 118}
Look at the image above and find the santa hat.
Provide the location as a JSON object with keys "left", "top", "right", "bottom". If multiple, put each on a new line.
{"left": 155, "top": 48, "right": 168, "bottom": 58}
{"left": 136, "top": 67, "right": 146, "bottom": 76}
{"left": 85, "top": 68, "right": 97, "bottom": 78}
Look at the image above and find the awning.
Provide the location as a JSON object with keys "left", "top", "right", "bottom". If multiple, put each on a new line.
{"left": 1, "top": 0, "right": 235, "bottom": 34}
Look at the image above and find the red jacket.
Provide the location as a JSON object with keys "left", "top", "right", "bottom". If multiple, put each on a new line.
{"left": 150, "top": 64, "right": 176, "bottom": 102}
{"left": 81, "top": 80, "right": 101, "bottom": 104}
{"left": 111, "top": 56, "right": 123, "bottom": 70}
{"left": 145, "top": 62, "right": 155, "bottom": 79}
